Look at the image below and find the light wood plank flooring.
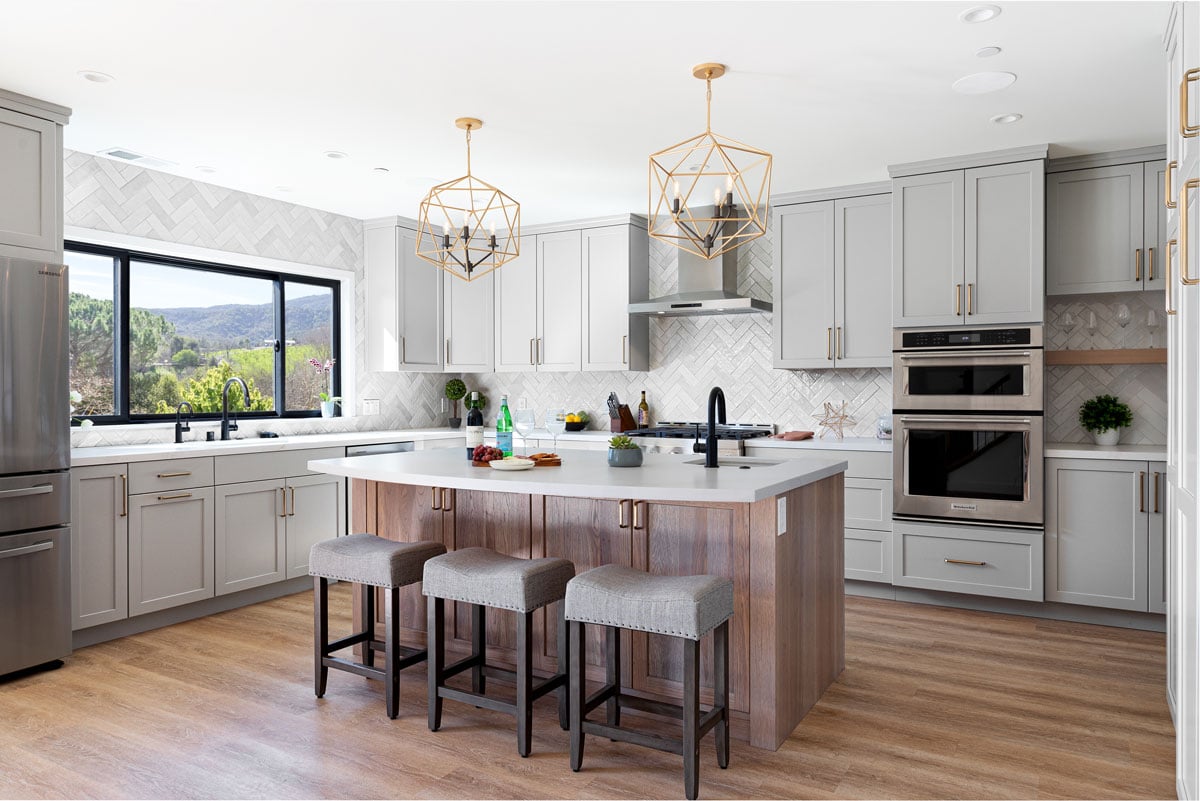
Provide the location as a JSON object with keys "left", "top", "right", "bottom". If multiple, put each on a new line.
{"left": 0, "top": 587, "right": 1174, "bottom": 799}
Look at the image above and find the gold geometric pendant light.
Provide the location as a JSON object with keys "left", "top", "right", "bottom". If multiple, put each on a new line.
{"left": 416, "top": 118, "right": 520, "bottom": 282}
{"left": 648, "top": 63, "right": 773, "bottom": 260}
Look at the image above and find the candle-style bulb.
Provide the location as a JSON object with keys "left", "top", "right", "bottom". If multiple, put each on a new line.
{"left": 442, "top": 222, "right": 450, "bottom": 237}
{"left": 713, "top": 187, "right": 722, "bottom": 207}
{"left": 725, "top": 174, "right": 734, "bottom": 193}
{"left": 488, "top": 220, "right": 496, "bottom": 237}
{"left": 673, "top": 179, "right": 682, "bottom": 200}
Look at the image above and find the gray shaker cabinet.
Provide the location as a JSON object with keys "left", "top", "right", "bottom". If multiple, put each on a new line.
{"left": 285, "top": 472, "right": 346, "bottom": 579}
{"left": 362, "top": 222, "right": 443, "bottom": 371}
{"left": 892, "top": 170, "right": 964, "bottom": 327}
{"left": 215, "top": 479, "right": 287, "bottom": 596}
{"left": 70, "top": 464, "right": 128, "bottom": 630}
{"left": 0, "top": 95, "right": 66, "bottom": 260}
{"left": 128, "top": 488, "right": 216, "bottom": 616}
{"left": 1045, "top": 458, "right": 1167, "bottom": 613}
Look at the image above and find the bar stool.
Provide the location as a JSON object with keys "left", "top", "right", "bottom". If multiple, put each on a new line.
{"left": 422, "top": 547, "right": 575, "bottom": 757}
{"left": 564, "top": 565, "right": 734, "bottom": 801}
{"left": 309, "top": 533, "right": 446, "bottom": 719}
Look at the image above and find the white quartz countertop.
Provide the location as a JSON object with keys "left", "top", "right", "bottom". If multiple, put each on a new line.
{"left": 70, "top": 429, "right": 467, "bottom": 467}
{"left": 747, "top": 436, "right": 892, "bottom": 452}
{"left": 1045, "top": 442, "right": 1167, "bottom": 462}
{"left": 308, "top": 447, "right": 848, "bottom": 504}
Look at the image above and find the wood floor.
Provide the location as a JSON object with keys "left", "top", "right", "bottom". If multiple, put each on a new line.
{"left": 0, "top": 587, "right": 1174, "bottom": 800}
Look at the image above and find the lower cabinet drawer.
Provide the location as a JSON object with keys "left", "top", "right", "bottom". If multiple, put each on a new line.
{"left": 845, "top": 528, "right": 892, "bottom": 583}
{"left": 845, "top": 478, "right": 892, "bottom": 531}
{"left": 892, "top": 520, "right": 1044, "bottom": 601}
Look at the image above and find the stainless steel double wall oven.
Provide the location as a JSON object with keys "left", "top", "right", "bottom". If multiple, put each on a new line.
{"left": 892, "top": 326, "right": 1044, "bottom": 528}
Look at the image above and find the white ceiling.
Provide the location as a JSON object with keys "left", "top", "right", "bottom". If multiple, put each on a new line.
{"left": 0, "top": 1, "right": 1172, "bottom": 224}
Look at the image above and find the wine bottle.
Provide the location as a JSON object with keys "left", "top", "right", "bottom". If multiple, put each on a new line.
{"left": 465, "top": 391, "right": 484, "bottom": 460}
{"left": 497, "top": 395, "right": 514, "bottom": 457}
{"left": 637, "top": 390, "right": 650, "bottom": 427}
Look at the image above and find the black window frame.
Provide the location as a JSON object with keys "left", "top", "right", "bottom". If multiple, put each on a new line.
{"left": 66, "top": 240, "right": 342, "bottom": 425}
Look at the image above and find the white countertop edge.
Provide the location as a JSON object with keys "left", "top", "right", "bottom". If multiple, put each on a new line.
{"left": 308, "top": 449, "right": 849, "bottom": 504}
{"left": 1045, "top": 442, "right": 1167, "bottom": 462}
{"left": 747, "top": 436, "right": 892, "bottom": 452}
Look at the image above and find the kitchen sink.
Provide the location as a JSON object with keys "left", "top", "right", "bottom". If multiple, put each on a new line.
{"left": 682, "top": 456, "right": 782, "bottom": 468}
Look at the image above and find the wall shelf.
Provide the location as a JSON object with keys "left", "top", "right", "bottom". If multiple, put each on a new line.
{"left": 1046, "top": 348, "right": 1167, "bottom": 366}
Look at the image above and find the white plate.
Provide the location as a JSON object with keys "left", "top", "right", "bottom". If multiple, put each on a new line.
{"left": 489, "top": 457, "right": 536, "bottom": 471}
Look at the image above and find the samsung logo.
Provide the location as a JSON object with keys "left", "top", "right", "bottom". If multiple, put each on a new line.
{"left": 950, "top": 502, "right": 978, "bottom": 511}
{"left": 38, "top": 268, "right": 63, "bottom": 278}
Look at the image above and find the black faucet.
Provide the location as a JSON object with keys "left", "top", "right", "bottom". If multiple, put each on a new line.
{"left": 221, "top": 377, "right": 250, "bottom": 441}
{"left": 705, "top": 386, "right": 726, "bottom": 468}
{"left": 174, "top": 401, "right": 193, "bottom": 444}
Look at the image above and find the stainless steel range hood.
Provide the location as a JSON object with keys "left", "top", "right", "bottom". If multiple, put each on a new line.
{"left": 628, "top": 236, "right": 771, "bottom": 317}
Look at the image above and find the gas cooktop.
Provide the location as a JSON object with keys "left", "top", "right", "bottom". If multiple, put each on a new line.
{"left": 628, "top": 422, "right": 774, "bottom": 440}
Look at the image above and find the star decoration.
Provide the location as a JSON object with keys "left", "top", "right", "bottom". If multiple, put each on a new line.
{"left": 814, "top": 401, "right": 855, "bottom": 440}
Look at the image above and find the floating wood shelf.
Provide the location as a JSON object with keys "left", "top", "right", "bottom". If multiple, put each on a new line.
{"left": 1046, "top": 348, "right": 1167, "bottom": 366}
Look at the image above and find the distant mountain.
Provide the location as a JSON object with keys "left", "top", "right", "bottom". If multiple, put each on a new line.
{"left": 143, "top": 294, "right": 331, "bottom": 348}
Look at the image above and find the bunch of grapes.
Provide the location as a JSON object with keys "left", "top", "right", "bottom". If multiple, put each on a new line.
{"left": 472, "top": 445, "right": 505, "bottom": 463}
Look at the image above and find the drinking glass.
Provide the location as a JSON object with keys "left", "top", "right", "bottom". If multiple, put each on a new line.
{"left": 545, "top": 408, "right": 567, "bottom": 454}
{"left": 1115, "top": 303, "right": 1131, "bottom": 348}
{"left": 1085, "top": 311, "right": 1098, "bottom": 348}
{"left": 1058, "top": 310, "right": 1077, "bottom": 349}
{"left": 1147, "top": 310, "right": 1160, "bottom": 348}
{"left": 514, "top": 409, "right": 536, "bottom": 457}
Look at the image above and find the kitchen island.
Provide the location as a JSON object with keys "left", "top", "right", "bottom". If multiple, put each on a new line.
{"left": 308, "top": 448, "right": 847, "bottom": 750}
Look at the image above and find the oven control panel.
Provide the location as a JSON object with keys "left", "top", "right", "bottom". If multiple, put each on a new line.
{"left": 899, "top": 327, "right": 1034, "bottom": 349}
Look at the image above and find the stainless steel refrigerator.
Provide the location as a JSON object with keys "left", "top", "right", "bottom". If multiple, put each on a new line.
{"left": 0, "top": 256, "right": 71, "bottom": 676}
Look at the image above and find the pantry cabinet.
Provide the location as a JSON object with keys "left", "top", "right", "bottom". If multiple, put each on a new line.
{"left": 0, "top": 90, "right": 68, "bottom": 261}
{"left": 70, "top": 464, "right": 128, "bottom": 630}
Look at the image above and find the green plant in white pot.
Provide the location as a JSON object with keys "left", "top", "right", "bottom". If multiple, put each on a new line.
{"left": 1079, "top": 394, "right": 1132, "bottom": 446}
{"left": 607, "top": 435, "right": 643, "bottom": 467}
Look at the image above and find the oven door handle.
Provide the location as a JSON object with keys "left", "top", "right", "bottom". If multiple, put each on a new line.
{"left": 897, "top": 352, "right": 1033, "bottom": 360}
{"left": 896, "top": 415, "right": 1033, "bottom": 425}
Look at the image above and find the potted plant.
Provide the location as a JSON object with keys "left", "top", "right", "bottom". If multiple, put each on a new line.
{"left": 444, "top": 378, "right": 467, "bottom": 429}
{"left": 308, "top": 358, "right": 340, "bottom": 418}
{"left": 1079, "top": 394, "right": 1133, "bottom": 446}
{"left": 607, "top": 434, "right": 643, "bottom": 467}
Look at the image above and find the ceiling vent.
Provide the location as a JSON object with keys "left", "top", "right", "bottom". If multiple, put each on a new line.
{"left": 96, "top": 147, "right": 177, "bottom": 171}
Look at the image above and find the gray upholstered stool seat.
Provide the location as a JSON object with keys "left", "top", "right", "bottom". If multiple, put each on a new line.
{"left": 310, "top": 532, "right": 446, "bottom": 588}
{"left": 422, "top": 547, "right": 575, "bottom": 612}
{"left": 309, "top": 533, "right": 447, "bottom": 720}
{"left": 564, "top": 564, "right": 734, "bottom": 640}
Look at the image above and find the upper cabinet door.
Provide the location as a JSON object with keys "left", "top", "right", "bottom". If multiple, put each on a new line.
{"left": 443, "top": 270, "right": 494, "bottom": 372}
{"left": 364, "top": 224, "right": 399, "bottom": 371}
{"left": 398, "top": 227, "right": 444, "bottom": 371}
{"left": 834, "top": 194, "right": 892, "bottom": 367}
{"left": 1046, "top": 163, "right": 1145, "bottom": 295}
{"left": 582, "top": 226, "right": 648, "bottom": 371}
{"left": 494, "top": 236, "right": 538, "bottom": 373}
{"left": 1144, "top": 161, "right": 1169, "bottom": 289}
{"left": 892, "top": 171, "right": 965, "bottom": 327}
{"left": 0, "top": 107, "right": 57, "bottom": 256}
{"left": 773, "top": 201, "right": 837, "bottom": 368}
{"left": 536, "top": 229, "right": 582, "bottom": 372}
{"left": 965, "top": 161, "right": 1044, "bottom": 324}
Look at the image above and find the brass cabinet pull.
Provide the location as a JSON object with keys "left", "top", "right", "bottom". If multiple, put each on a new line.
{"left": 632, "top": 500, "right": 645, "bottom": 530}
{"left": 945, "top": 558, "right": 986, "bottom": 566}
{"left": 1183, "top": 179, "right": 1199, "bottom": 285}
{"left": 622, "top": 335, "right": 628, "bottom": 365}
{"left": 967, "top": 283, "right": 974, "bottom": 315}
{"left": 1167, "top": 161, "right": 1179, "bottom": 208}
{"left": 1135, "top": 248, "right": 1142, "bottom": 281}
{"left": 120, "top": 474, "right": 127, "bottom": 517}
{"left": 157, "top": 492, "right": 192, "bottom": 501}
{"left": 442, "top": 488, "right": 453, "bottom": 513}
{"left": 401, "top": 335, "right": 407, "bottom": 364}
{"left": 445, "top": 339, "right": 450, "bottom": 365}
{"left": 1183, "top": 68, "right": 1200, "bottom": 137}
{"left": 278, "top": 487, "right": 287, "bottom": 518}
{"left": 955, "top": 284, "right": 962, "bottom": 316}
{"left": 617, "top": 499, "right": 628, "bottom": 529}
{"left": 1168, "top": 239, "right": 1179, "bottom": 315}
{"left": 289, "top": 486, "right": 296, "bottom": 516}
{"left": 530, "top": 338, "right": 535, "bottom": 365}
{"left": 826, "top": 328, "right": 833, "bottom": 360}
{"left": 836, "top": 326, "right": 843, "bottom": 359}
{"left": 1139, "top": 471, "right": 1147, "bottom": 513}
{"left": 1154, "top": 472, "right": 1162, "bottom": 514}
{"left": 156, "top": 471, "right": 191, "bottom": 479}
{"left": 432, "top": 487, "right": 441, "bottom": 510}
{"left": 1149, "top": 248, "right": 1156, "bottom": 281}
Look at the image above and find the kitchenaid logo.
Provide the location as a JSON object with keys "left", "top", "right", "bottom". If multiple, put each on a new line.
{"left": 38, "top": 268, "right": 63, "bottom": 278}
{"left": 950, "top": 502, "right": 978, "bottom": 511}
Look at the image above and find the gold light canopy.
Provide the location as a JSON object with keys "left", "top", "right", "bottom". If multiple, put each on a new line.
{"left": 416, "top": 118, "right": 520, "bottom": 282}
{"left": 649, "top": 63, "right": 773, "bottom": 260}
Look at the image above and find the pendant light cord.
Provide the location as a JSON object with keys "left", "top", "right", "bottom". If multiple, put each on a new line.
{"left": 705, "top": 71, "right": 713, "bottom": 132}
{"left": 465, "top": 125, "right": 472, "bottom": 174}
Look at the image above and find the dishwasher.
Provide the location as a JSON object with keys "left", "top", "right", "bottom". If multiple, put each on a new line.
{"left": 345, "top": 441, "right": 415, "bottom": 532}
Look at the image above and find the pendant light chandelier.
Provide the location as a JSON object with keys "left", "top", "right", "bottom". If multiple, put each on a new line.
{"left": 416, "top": 118, "right": 520, "bottom": 282}
{"left": 648, "top": 63, "right": 772, "bottom": 260}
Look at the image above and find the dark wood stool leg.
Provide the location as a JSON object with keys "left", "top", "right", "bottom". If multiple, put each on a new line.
{"left": 516, "top": 611, "right": 533, "bottom": 758}
{"left": 715, "top": 621, "right": 730, "bottom": 769}
{"left": 362, "top": 582, "right": 375, "bottom": 668}
{"left": 683, "top": 637, "right": 700, "bottom": 801}
{"left": 606, "top": 625, "right": 621, "bottom": 730}
{"left": 557, "top": 602, "right": 569, "bottom": 731}
{"left": 472, "top": 603, "right": 487, "bottom": 695}
{"left": 313, "top": 576, "right": 328, "bottom": 698}
{"left": 385, "top": 586, "right": 400, "bottom": 720}
{"left": 427, "top": 596, "right": 444, "bottom": 732}
{"left": 569, "top": 620, "right": 586, "bottom": 772}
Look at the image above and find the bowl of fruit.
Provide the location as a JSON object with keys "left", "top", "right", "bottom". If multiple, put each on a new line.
{"left": 471, "top": 445, "right": 506, "bottom": 466}
{"left": 565, "top": 411, "right": 590, "bottom": 431}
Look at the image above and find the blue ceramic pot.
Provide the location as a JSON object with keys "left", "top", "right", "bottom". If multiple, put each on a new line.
{"left": 607, "top": 447, "right": 643, "bottom": 467}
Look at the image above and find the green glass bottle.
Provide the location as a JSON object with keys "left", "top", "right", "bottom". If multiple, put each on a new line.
{"left": 497, "top": 395, "right": 514, "bottom": 457}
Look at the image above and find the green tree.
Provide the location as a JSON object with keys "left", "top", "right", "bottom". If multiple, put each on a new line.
{"left": 129, "top": 307, "right": 175, "bottom": 370}
{"left": 171, "top": 349, "right": 201, "bottom": 370}
{"left": 173, "top": 361, "right": 272, "bottom": 413}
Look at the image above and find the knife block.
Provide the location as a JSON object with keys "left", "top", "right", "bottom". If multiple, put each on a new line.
{"left": 610, "top": 405, "right": 637, "bottom": 433}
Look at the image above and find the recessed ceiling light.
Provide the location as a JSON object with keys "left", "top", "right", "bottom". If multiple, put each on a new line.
{"left": 195, "top": 165, "right": 216, "bottom": 173}
{"left": 960, "top": 4, "right": 1001, "bottom": 23}
{"left": 77, "top": 70, "right": 114, "bottom": 83}
{"left": 372, "top": 167, "right": 390, "bottom": 173}
{"left": 990, "top": 113, "right": 1023, "bottom": 124}
{"left": 952, "top": 71, "right": 1016, "bottom": 95}
{"left": 976, "top": 46, "right": 1002, "bottom": 58}
{"left": 324, "top": 150, "right": 349, "bottom": 160}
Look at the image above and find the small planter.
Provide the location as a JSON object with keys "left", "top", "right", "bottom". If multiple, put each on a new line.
{"left": 320, "top": 401, "right": 337, "bottom": 418}
{"left": 608, "top": 447, "right": 643, "bottom": 468}
{"left": 1093, "top": 428, "right": 1121, "bottom": 446}
{"left": 448, "top": 417, "right": 462, "bottom": 430}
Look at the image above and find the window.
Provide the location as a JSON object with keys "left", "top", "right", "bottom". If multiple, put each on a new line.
{"left": 66, "top": 242, "right": 341, "bottom": 423}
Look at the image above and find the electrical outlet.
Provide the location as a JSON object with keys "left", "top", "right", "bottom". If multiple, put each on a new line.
{"left": 517, "top": 396, "right": 528, "bottom": 410}
{"left": 441, "top": 398, "right": 448, "bottom": 413}
{"left": 362, "top": 398, "right": 380, "bottom": 416}
{"left": 776, "top": 497, "right": 787, "bottom": 536}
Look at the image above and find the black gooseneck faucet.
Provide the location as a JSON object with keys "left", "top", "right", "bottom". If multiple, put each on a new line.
{"left": 705, "top": 386, "right": 726, "bottom": 468}
{"left": 221, "top": 377, "right": 250, "bottom": 441}
{"left": 174, "top": 401, "right": 193, "bottom": 444}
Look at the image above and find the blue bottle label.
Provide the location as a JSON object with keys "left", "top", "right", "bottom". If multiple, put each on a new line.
{"left": 497, "top": 431, "right": 513, "bottom": 456}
